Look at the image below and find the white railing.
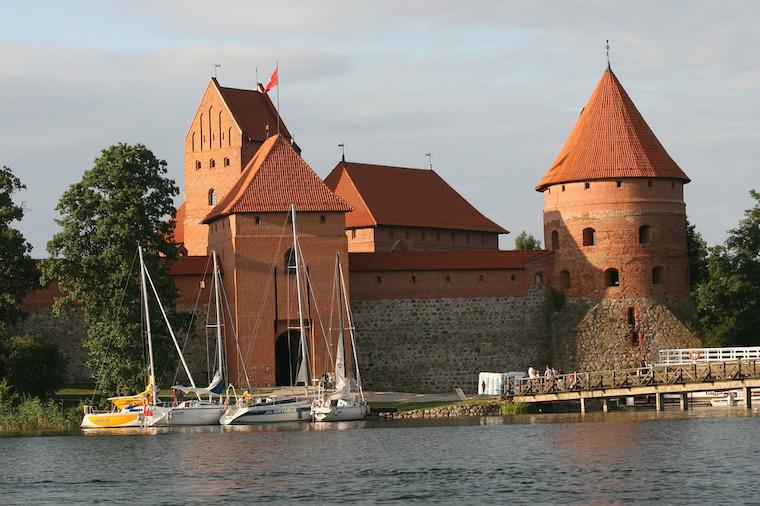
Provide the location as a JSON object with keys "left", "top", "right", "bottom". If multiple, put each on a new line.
{"left": 658, "top": 346, "right": 760, "bottom": 365}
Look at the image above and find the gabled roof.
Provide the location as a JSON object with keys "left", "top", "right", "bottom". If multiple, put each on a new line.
{"left": 536, "top": 66, "right": 690, "bottom": 191}
{"left": 203, "top": 135, "right": 351, "bottom": 223}
{"left": 324, "top": 162, "right": 507, "bottom": 234}
{"left": 213, "top": 78, "right": 293, "bottom": 143}
{"left": 348, "top": 250, "right": 548, "bottom": 271}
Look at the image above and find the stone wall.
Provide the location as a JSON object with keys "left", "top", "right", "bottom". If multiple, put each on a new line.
{"left": 550, "top": 296, "right": 701, "bottom": 372}
{"left": 351, "top": 288, "right": 552, "bottom": 394}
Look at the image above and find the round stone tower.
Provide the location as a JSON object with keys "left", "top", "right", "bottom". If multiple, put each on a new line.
{"left": 538, "top": 65, "right": 700, "bottom": 370}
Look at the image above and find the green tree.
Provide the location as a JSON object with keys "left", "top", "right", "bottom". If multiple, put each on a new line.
{"left": 0, "top": 166, "right": 36, "bottom": 332}
{"left": 514, "top": 231, "right": 542, "bottom": 250}
{"left": 686, "top": 218, "right": 709, "bottom": 292}
{"left": 0, "top": 336, "right": 66, "bottom": 398}
{"left": 696, "top": 190, "right": 760, "bottom": 347}
{"left": 41, "top": 144, "right": 181, "bottom": 393}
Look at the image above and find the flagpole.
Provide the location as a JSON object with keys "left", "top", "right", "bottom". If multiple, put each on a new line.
{"left": 276, "top": 61, "right": 280, "bottom": 137}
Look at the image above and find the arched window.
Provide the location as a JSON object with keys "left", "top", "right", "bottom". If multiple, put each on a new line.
{"left": 560, "top": 270, "right": 571, "bottom": 289}
{"left": 284, "top": 248, "right": 296, "bottom": 273}
{"left": 224, "top": 157, "right": 230, "bottom": 167}
{"left": 584, "top": 182, "right": 590, "bottom": 190}
{"left": 583, "top": 227, "right": 596, "bottom": 246}
{"left": 535, "top": 272, "right": 543, "bottom": 287}
{"left": 199, "top": 113, "right": 205, "bottom": 149}
{"left": 639, "top": 225, "right": 651, "bottom": 244}
{"left": 195, "top": 160, "right": 202, "bottom": 170}
{"left": 551, "top": 230, "right": 559, "bottom": 250}
{"left": 228, "top": 127, "right": 232, "bottom": 147}
{"left": 652, "top": 266, "right": 663, "bottom": 285}
{"left": 191, "top": 132, "right": 196, "bottom": 152}
{"left": 210, "top": 159, "right": 216, "bottom": 169}
{"left": 208, "top": 188, "right": 216, "bottom": 206}
{"left": 605, "top": 268, "right": 620, "bottom": 287}
{"left": 411, "top": 275, "right": 416, "bottom": 284}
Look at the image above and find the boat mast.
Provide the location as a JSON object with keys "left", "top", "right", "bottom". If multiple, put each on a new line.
{"left": 212, "top": 250, "right": 224, "bottom": 385}
{"left": 338, "top": 255, "right": 365, "bottom": 401}
{"left": 291, "top": 203, "right": 310, "bottom": 386}
{"left": 335, "top": 253, "right": 346, "bottom": 382}
{"left": 138, "top": 245, "right": 157, "bottom": 405}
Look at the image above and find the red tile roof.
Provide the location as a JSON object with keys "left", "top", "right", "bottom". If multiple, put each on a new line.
{"left": 324, "top": 162, "right": 507, "bottom": 234}
{"left": 536, "top": 67, "right": 690, "bottom": 191}
{"left": 169, "top": 255, "right": 214, "bottom": 276}
{"left": 348, "top": 250, "right": 548, "bottom": 271}
{"left": 214, "top": 79, "right": 293, "bottom": 142}
{"left": 204, "top": 135, "right": 351, "bottom": 223}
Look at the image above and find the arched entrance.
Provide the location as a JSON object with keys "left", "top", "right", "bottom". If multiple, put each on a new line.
{"left": 275, "top": 330, "right": 301, "bottom": 386}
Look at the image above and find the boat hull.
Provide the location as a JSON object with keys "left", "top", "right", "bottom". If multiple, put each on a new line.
{"left": 81, "top": 411, "right": 142, "bottom": 429}
{"left": 220, "top": 398, "right": 312, "bottom": 424}
{"left": 161, "top": 403, "right": 225, "bottom": 426}
{"left": 313, "top": 401, "right": 369, "bottom": 422}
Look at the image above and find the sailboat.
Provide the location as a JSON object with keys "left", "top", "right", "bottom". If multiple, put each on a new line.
{"left": 82, "top": 246, "right": 172, "bottom": 429}
{"left": 156, "top": 250, "right": 228, "bottom": 426}
{"left": 219, "top": 203, "right": 314, "bottom": 424}
{"left": 311, "top": 253, "right": 369, "bottom": 422}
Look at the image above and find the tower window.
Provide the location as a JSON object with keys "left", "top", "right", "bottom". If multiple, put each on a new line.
{"left": 605, "top": 268, "right": 620, "bottom": 287}
{"left": 582, "top": 227, "right": 596, "bottom": 246}
{"left": 478, "top": 274, "right": 485, "bottom": 283}
{"left": 375, "top": 276, "right": 382, "bottom": 284}
{"left": 551, "top": 230, "right": 559, "bottom": 250}
{"left": 255, "top": 216, "right": 261, "bottom": 225}
{"left": 208, "top": 188, "right": 216, "bottom": 206}
{"left": 561, "top": 185, "right": 566, "bottom": 192}
{"left": 584, "top": 182, "right": 590, "bottom": 190}
{"left": 411, "top": 275, "right": 417, "bottom": 284}
{"left": 510, "top": 273, "right": 516, "bottom": 282}
{"left": 445, "top": 275, "right": 451, "bottom": 283}
{"left": 210, "top": 159, "right": 216, "bottom": 169}
{"left": 195, "top": 160, "right": 202, "bottom": 170}
{"left": 616, "top": 181, "right": 622, "bottom": 188}
{"left": 351, "top": 229, "right": 357, "bottom": 239}
{"left": 284, "top": 248, "right": 296, "bottom": 273}
{"left": 320, "top": 215, "right": 326, "bottom": 224}
{"left": 224, "top": 157, "right": 230, "bottom": 167}
{"left": 639, "top": 225, "right": 651, "bottom": 244}
{"left": 560, "top": 270, "right": 571, "bottom": 289}
{"left": 652, "top": 266, "right": 663, "bottom": 285}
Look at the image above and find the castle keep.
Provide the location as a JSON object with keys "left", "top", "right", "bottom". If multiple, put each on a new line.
{"left": 22, "top": 64, "right": 701, "bottom": 392}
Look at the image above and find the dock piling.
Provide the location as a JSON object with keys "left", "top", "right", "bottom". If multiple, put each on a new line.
{"left": 680, "top": 393, "right": 688, "bottom": 411}
{"left": 655, "top": 393, "right": 664, "bottom": 411}
{"left": 745, "top": 387, "right": 752, "bottom": 409}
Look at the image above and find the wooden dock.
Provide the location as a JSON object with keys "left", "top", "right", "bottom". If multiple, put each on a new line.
{"left": 506, "top": 360, "right": 760, "bottom": 413}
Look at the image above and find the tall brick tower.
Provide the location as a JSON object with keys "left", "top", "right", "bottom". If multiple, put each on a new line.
{"left": 181, "top": 78, "right": 294, "bottom": 255}
{"left": 203, "top": 135, "right": 352, "bottom": 387}
{"left": 538, "top": 65, "right": 701, "bottom": 370}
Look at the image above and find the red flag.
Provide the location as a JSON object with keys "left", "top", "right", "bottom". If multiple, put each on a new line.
{"left": 264, "top": 66, "right": 278, "bottom": 93}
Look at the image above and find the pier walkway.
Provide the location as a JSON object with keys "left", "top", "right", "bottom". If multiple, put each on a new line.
{"left": 506, "top": 359, "right": 760, "bottom": 413}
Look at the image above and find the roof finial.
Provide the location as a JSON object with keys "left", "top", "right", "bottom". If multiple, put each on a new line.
{"left": 605, "top": 40, "right": 611, "bottom": 70}
{"left": 212, "top": 63, "right": 221, "bottom": 79}
{"left": 338, "top": 143, "right": 345, "bottom": 162}
{"left": 425, "top": 152, "right": 433, "bottom": 170}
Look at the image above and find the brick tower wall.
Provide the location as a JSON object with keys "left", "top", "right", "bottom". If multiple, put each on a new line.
{"left": 207, "top": 211, "right": 350, "bottom": 388}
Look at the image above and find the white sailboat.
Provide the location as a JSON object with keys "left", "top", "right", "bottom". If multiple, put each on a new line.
{"left": 158, "top": 250, "right": 228, "bottom": 426}
{"left": 219, "top": 203, "right": 314, "bottom": 425}
{"left": 312, "top": 253, "right": 369, "bottom": 422}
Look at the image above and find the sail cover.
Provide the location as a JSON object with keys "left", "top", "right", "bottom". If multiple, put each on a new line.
{"left": 174, "top": 370, "right": 225, "bottom": 396}
{"left": 334, "top": 327, "right": 349, "bottom": 396}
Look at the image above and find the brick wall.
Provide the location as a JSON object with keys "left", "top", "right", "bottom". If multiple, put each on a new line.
{"left": 347, "top": 226, "right": 499, "bottom": 252}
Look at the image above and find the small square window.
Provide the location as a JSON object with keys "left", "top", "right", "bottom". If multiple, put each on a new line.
{"left": 584, "top": 182, "right": 590, "bottom": 189}
{"left": 616, "top": 181, "right": 622, "bottom": 188}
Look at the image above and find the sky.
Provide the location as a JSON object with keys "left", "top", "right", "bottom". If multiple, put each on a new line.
{"left": 1, "top": 1, "right": 758, "bottom": 254}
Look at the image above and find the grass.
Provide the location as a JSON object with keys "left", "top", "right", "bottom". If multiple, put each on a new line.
{"left": 369, "top": 396, "right": 504, "bottom": 412}
{"left": 1, "top": 382, "right": 82, "bottom": 433}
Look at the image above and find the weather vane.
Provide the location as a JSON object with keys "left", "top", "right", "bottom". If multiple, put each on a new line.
{"left": 338, "top": 143, "right": 345, "bottom": 162}
{"left": 425, "top": 153, "right": 433, "bottom": 169}
{"left": 212, "top": 63, "right": 221, "bottom": 78}
{"left": 606, "top": 40, "right": 610, "bottom": 67}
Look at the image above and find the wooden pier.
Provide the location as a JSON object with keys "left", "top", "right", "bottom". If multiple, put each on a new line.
{"left": 506, "top": 360, "right": 760, "bottom": 413}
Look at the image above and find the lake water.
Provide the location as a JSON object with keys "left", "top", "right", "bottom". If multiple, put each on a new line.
{"left": 1, "top": 407, "right": 759, "bottom": 504}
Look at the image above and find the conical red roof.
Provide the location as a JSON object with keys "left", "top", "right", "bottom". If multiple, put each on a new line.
{"left": 536, "top": 67, "right": 689, "bottom": 191}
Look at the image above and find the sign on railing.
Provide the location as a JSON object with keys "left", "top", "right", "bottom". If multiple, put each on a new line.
{"left": 657, "top": 347, "right": 760, "bottom": 365}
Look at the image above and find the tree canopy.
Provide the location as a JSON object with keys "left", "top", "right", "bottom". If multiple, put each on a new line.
{"left": 695, "top": 190, "right": 760, "bottom": 347}
{"left": 41, "top": 144, "right": 181, "bottom": 393}
{"left": 514, "top": 231, "right": 542, "bottom": 250}
{"left": 0, "top": 166, "right": 36, "bottom": 332}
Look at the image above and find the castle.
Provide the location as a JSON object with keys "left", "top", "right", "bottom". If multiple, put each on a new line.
{"left": 21, "top": 64, "right": 701, "bottom": 392}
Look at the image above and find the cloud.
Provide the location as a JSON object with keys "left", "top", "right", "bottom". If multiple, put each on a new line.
{"left": 1, "top": 1, "right": 759, "bottom": 253}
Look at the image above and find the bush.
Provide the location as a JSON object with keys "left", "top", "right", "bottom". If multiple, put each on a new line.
{"left": 500, "top": 401, "right": 529, "bottom": 415}
{"left": 0, "top": 380, "right": 79, "bottom": 432}
{"left": 0, "top": 336, "right": 66, "bottom": 398}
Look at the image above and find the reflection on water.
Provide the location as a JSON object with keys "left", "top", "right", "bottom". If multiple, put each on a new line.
{"left": 1, "top": 407, "right": 758, "bottom": 504}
